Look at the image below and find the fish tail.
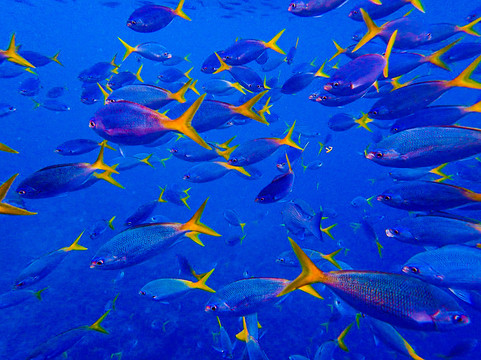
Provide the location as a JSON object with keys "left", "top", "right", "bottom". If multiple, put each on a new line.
{"left": 184, "top": 53, "right": 191, "bottom": 62}
{"left": 180, "top": 198, "right": 221, "bottom": 237}
{"left": 401, "top": 338, "right": 425, "bottom": 360}
{"left": 162, "top": 94, "right": 211, "bottom": 149}
{"left": 321, "top": 223, "right": 337, "bottom": 240}
{"left": 0, "top": 174, "right": 37, "bottom": 215}
{"left": 277, "top": 238, "right": 327, "bottom": 297}
{"left": 189, "top": 79, "right": 200, "bottom": 95}
{"left": 50, "top": 51, "right": 63, "bottom": 66}
{"left": 97, "top": 83, "right": 110, "bottom": 105}
{"left": 97, "top": 140, "right": 116, "bottom": 151}
{"left": 240, "top": 223, "right": 246, "bottom": 232}
{"left": 466, "top": 98, "right": 481, "bottom": 113}
{"left": 447, "top": 54, "right": 481, "bottom": 89}
{"left": 181, "top": 194, "right": 191, "bottom": 209}
{"left": 0, "top": 142, "right": 18, "bottom": 154}
{"left": 320, "top": 249, "right": 343, "bottom": 270}
{"left": 314, "top": 62, "right": 329, "bottom": 78}
{"left": 140, "top": 154, "right": 154, "bottom": 168}
{"left": 184, "top": 231, "right": 204, "bottom": 246}
{"left": 93, "top": 169, "right": 125, "bottom": 189}
{"left": 424, "top": 39, "right": 460, "bottom": 71}
{"left": 217, "top": 136, "right": 237, "bottom": 150}
{"left": 230, "top": 82, "right": 246, "bottom": 94}
{"left": 352, "top": 9, "right": 384, "bottom": 52}
{"left": 258, "top": 97, "right": 272, "bottom": 124}
{"left": 264, "top": 29, "right": 286, "bottom": 55}
{"left": 117, "top": 37, "right": 136, "bottom": 61}
{"left": 370, "top": 0, "right": 381, "bottom": 4}
{"left": 169, "top": 79, "right": 192, "bottom": 103}
{"left": 89, "top": 310, "right": 111, "bottom": 334}
{"left": 408, "top": 0, "right": 425, "bottom": 12}
{"left": 354, "top": 113, "right": 373, "bottom": 132}
{"left": 457, "top": 16, "right": 481, "bottom": 36}
{"left": 33, "top": 287, "right": 48, "bottom": 301}
{"left": 279, "top": 121, "right": 303, "bottom": 150}
{"left": 216, "top": 144, "right": 238, "bottom": 161}
{"left": 213, "top": 52, "right": 231, "bottom": 74}
{"left": 31, "top": 98, "right": 41, "bottom": 110}
{"left": 382, "top": 30, "right": 397, "bottom": 78}
{"left": 110, "top": 53, "right": 119, "bottom": 74}
{"left": 236, "top": 317, "right": 249, "bottom": 342}
{"left": 429, "top": 163, "right": 448, "bottom": 177}
{"left": 329, "top": 40, "right": 346, "bottom": 62}
{"left": 215, "top": 162, "right": 251, "bottom": 177}
{"left": 366, "top": 195, "right": 375, "bottom": 207}
{"left": 91, "top": 142, "right": 119, "bottom": 173}
{"left": 108, "top": 216, "right": 115, "bottom": 230}
{"left": 157, "top": 186, "right": 168, "bottom": 203}
{"left": 4, "top": 34, "right": 35, "bottom": 68}
{"left": 263, "top": 75, "right": 271, "bottom": 90}
{"left": 191, "top": 268, "right": 216, "bottom": 293}
{"left": 301, "top": 157, "right": 308, "bottom": 173}
{"left": 174, "top": 0, "right": 191, "bottom": 21}
{"left": 337, "top": 322, "right": 353, "bottom": 352}
{"left": 135, "top": 64, "right": 144, "bottom": 82}
{"left": 184, "top": 67, "right": 193, "bottom": 80}
{"left": 232, "top": 90, "right": 269, "bottom": 124}
{"left": 60, "top": 231, "right": 88, "bottom": 252}
{"left": 298, "top": 285, "right": 323, "bottom": 299}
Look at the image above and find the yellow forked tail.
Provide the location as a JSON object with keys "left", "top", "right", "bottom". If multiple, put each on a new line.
{"left": 179, "top": 198, "right": 221, "bottom": 237}
{"left": 352, "top": 9, "right": 387, "bottom": 53}
{"left": 447, "top": 54, "right": 481, "bottom": 89}
{"left": 89, "top": 310, "right": 111, "bottom": 334}
{"left": 0, "top": 174, "right": 37, "bottom": 216}
{"left": 3, "top": 34, "right": 35, "bottom": 68}
{"left": 174, "top": 0, "right": 191, "bottom": 21}
{"left": 231, "top": 91, "right": 269, "bottom": 124}
{"left": 278, "top": 121, "right": 303, "bottom": 150}
{"left": 190, "top": 268, "right": 216, "bottom": 293}
{"left": 59, "top": 231, "right": 88, "bottom": 252}
{"left": 264, "top": 29, "right": 286, "bottom": 55}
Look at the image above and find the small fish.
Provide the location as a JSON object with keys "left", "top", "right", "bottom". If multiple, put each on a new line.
{"left": 158, "top": 67, "right": 192, "bottom": 83}
{"left": 126, "top": 0, "right": 190, "bottom": 33}
{"left": 160, "top": 184, "right": 191, "bottom": 208}
{"left": 276, "top": 147, "right": 303, "bottom": 173}
{"left": 310, "top": 87, "right": 368, "bottom": 107}
{"left": 281, "top": 64, "right": 329, "bottom": 94}
{"left": 80, "top": 83, "right": 103, "bottom": 105}
{"left": 281, "top": 200, "right": 330, "bottom": 241}
{"left": 288, "top": 0, "right": 349, "bottom": 17}
{"left": 139, "top": 268, "right": 215, "bottom": 301}
{"left": 170, "top": 137, "right": 235, "bottom": 162}
{"left": 213, "top": 317, "right": 234, "bottom": 359}
{"left": 46, "top": 86, "right": 66, "bottom": 98}
{"left": 348, "top": 0, "right": 424, "bottom": 21}
{"left": 32, "top": 99, "right": 70, "bottom": 111}
{"left": 279, "top": 238, "right": 470, "bottom": 331}
{"left": 223, "top": 209, "right": 246, "bottom": 231}
{"left": 88, "top": 217, "right": 115, "bottom": 240}
{"left": 0, "top": 103, "right": 15, "bottom": 117}
{"left": 276, "top": 248, "right": 343, "bottom": 270}
{"left": 90, "top": 199, "right": 220, "bottom": 269}
{"left": 18, "top": 77, "right": 41, "bottom": 96}
{"left": 107, "top": 65, "right": 143, "bottom": 90}
{"left": 55, "top": 139, "right": 115, "bottom": 156}
{"left": 388, "top": 164, "right": 449, "bottom": 181}
{"left": 0, "top": 174, "right": 36, "bottom": 215}
{"left": 213, "top": 54, "right": 267, "bottom": 92}
{"left": 202, "top": 79, "right": 246, "bottom": 95}
{"left": 118, "top": 37, "right": 172, "bottom": 62}
{"left": 14, "top": 231, "right": 87, "bottom": 289}
{"left": 328, "top": 113, "right": 375, "bottom": 132}
{"left": 124, "top": 189, "right": 166, "bottom": 227}
{"left": 255, "top": 155, "right": 294, "bottom": 203}
{"left": 0, "top": 288, "right": 46, "bottom": 309}
{"left": 19, "top": 49, "right": 62, "bottom": 67}
{"left": 78, "top": 55, "right": 119, "bottom": 83}
{"left": 285, "top": 37, "right": 299, "bottom": 65}
{"left": 183, "top": 161, "right": 250, "bottom": 183}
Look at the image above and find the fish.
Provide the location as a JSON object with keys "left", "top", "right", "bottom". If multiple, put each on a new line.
{"left": 183, "top": 161, "right": 250, "bottom": 183}
{"left": 228, "top": 122, "right": 301, "bottom": 166}
{"left": 139, "top": 268, "right": 215, "bottom": 301}
{"left": 117, "top": 37, "right": 172, "bottom": 62}
{"left": 388, "top": 164, "right": 450, "bottom": 181}
{"left": 46, "top": 86, "right": 66, "bottom": 98}
{"left": 213, "top": 317, "right": 234, "bottom": 359}
{"left": 126, "top": 0, "right": 191, "bottom": 33}
{"left": 0, "top": 102, "right": 15, "bottom": 117}
{"left": 87, "top": 217, "right": 115, "bottom": 240}
{"left": 213, "top": 54, "right": 267, "bottom": 92}
{"left": 328, "top": 113, "right": 375, "bottom": 132}
{"left": 285, "top": 37, "right": 299, "bottom": 65}
{"left": 255, "top": 155, "right": 294, "bottom": 203}
{"left": 170, "top": 137, "right": 236, "bottom": 162}
{"left": 276, "top": 248, "right": 343, "bottom": 270}
{"left": 288, "top": 0, "right": 349, "bottom": 17}
{"left": 26, "top": 311, "right": 110, "bottom": 360}
{"left": 90, "top": 199, "right": 220, "bottom": 269}
{"left": 309, "top": 87, "right": 368, "bottom": 107}
{"left": 377, "top": 181, "right": 481, "bottom": 211}
{"left": 348, "top": 0, "right": 424, "bottom": 21}
{"left": 32, "top": 99, "right": 70, "bottom": 111}
{"left": 55, "top": 139, "right": 115, "bottom": 156}
{"left": 366, "top": 126, "right": 481, "bottom": 168}
{"left": 281, "top": 64, "right": 329, "bottom": 94}
{"left": 78, "top": 54, "right": 119, "bottom": 83}
{"left": 402, "top": 245, "right": 481, "bottom": 289}
{"left": 204, "top": 277, "right": 321, "bottom": 317}
{"left": 160, "top": 184, "right": 191, "bottom": 208}
{"left": 124, "top": 189, "right": 166, "bottom": 227}
{"left": 279, "top": 238, "right": 470, "bottom": 331}
{"left": 18, "top": 77, "right": 41, "bottom": 96}
{"left": 16, "top": 143, "right": 122, "bottom": 199}
{"left": 386, "top": 214, "right": 481, "bottom": 247}
{"left": 0, "top": 174, "right": 36, "bottom": 215}
{"left": 281, "top": 200, "right": 332, "bottom": 241}
{"left": 157, "top": 67, "right": 192, "bottom": 83}
{"left": 18, "top": 49, "right": 62, "bottom": 67}
{"left": 223, "top": 209, "right": 246, "bottom": 231}
{"left": 0, "top": 288, "right": 46, "bottom": 309}
{"left": 107, "top": 65, "right": 144, "bottom": 90}
{"left": 0, "top": 34, "right": 35, "bottom": 68}
{"left": 14, "top": 231, "right": 87, "bottom": 289}
{"left": 437, "top": 339, "right": 478, "bottom": 359}
{"left": 276, "top": 147, "right": 303, "bottom": 173}
{"left": 89, "top": 94, "right": 211, "bottom": 149}
{"left": 80, "top": 82, "right": 103, "bottom": 105}
{"left": 202, "top": 79, "right": 246, "bottom": 95}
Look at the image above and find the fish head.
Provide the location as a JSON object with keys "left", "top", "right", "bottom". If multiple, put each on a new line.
{"left": 385, "top": 226, "right": 416, "bottom": 243}
{"left": 16, "top": 183, "right": 41, "bottom": 199}
{"left": 288, "top": 1, "right": 307, "bottom": 14}
{"left": 402, "top": 261, "right": 445, "bottom": 284}
{"left": 432, "top": 310, "right": 470, "bottom": 331}
{"left": 324, "top": 78, "right": 351, "bottom": 94}
{"left": 90, "top": 251, "right": 124, "bottom": 270}
{"left": 126, "top": 8, "right": 150, "bottom": 32}
{"left": 227, "top": 156, "right": 246, "bottom": 167}
{"left": 255, "top": 192, "right": 274, "bottom": 204}
{"left": 348, "top": 7, "right": 362, "bottom": 21}
{"left": 376, "top": 192, "right": 404, "bottom": 207}
{"left": 351, "top": 29, "right": 365, "bottom": 42}
{"left": 205, "top": 296, "right": 230, "bottom": 314}
{"left": 13, "top": 275, "right": 37, "bottom": 290}
{"left": 275, "top": 251, "right": 297, "bottom": 267}
{"left": 365, "top": 148, "right": 401, "bottom": 163}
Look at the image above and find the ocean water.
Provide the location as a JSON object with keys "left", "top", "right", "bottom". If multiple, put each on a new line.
{"left": 1, "top": 0, "right": 481, "bottom": 359}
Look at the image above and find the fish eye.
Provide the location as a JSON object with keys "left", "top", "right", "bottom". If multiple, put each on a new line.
{"left": 278, "top": 258, "right": 285, "bottom": 263}
{"left": 322, "top": 96, "right": 328, "bottom": 100}
{"left": 260, "top": 197, "right": 265, "bottom": 201}
{"left": 126, "top": 221, "right": 132, "bottom": 226}
{"left": 405, "top": 266, "right": 419, "bottom": 274}
{"left": 171, "top": 148, "right": 178, "bottom": 153}
{"left": 452, "top": 314, "right": 467, "bottom": 323}
{"left": 94, "top": 259, "right": 104, "bottom": 266}
{"left": 183, "top": 174, "right": 190, "bottom": 180}
{"left": 89, "top": 120, "right": 96, "bottom": 128}
{"left": 210, "top": 305, "right": 218, "bottom": 311}
{"left": 392, "top": 127, "right": 398, "bottom": 132}
{"left": 230, "top": 158, "right": 237, "bottom": 164}
{"left": 352, "top": 10, "right": 358, "bottom": 15}
{"left": 18, "top": 190, "right": 26, "bottom": 195}
{"left": 16, "top": 281, "right": 25, "bottom": 288}
{"left": 393, "top": 229, "right": 399, "bottom": 235}
{"left": 290, "top": 3, "right": 296, "bottom": 9}
{"left": 9, "top": 106, "right": 15, "bottom": 111}
{"left": 383, "top": 195, "right": 391, "bottom": 201}
{"left": 371, "top": 110, "right": 378, "bottom": 116}
{"left": 333, "top": 82, "right": 340, "bottom": 87}
{"left": 375, "top": 152, "right": 383, "bottom": 159}
{"left": 139, "top": 290, "right": 146, "bottom": 295}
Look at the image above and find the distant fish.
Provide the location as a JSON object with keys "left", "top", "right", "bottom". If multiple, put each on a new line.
{"left": 288, "top": 0, "right": 349, "bottom": 17}
{"left": 55, "top": 139, "right": 115, "bottom": 156}
{"left": 0, "top": 288, "right": 46, "bottom": 309}
{"left": 127, "top": 0, "right": 191, "bottom": 33}
{"left": 18, "top": 77, "right": 41, "bottom": 96}
{"left": 78, "top": 55, "right": 119, "bottom": 83}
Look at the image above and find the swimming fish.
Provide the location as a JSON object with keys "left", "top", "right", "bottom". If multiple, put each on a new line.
{"left": 107, "top": 65, "right": 143, "bottom": 90}
{"left": 348, "top": 0, "right": 424, "bottom": 21}
{"left": 281, "top": 64, "right": 329, "bottom": 94}
{"left": 288, "top": 0, "right": 350, "bottom": 17}
{"left": 117, "top": 37, "right": 172, "bottom": 62}
{"left": 127, "top": 0, "right": 191, "bottom": 33}
{"left": 213, "top": 54, "right": 267, "bottom": 92}
{"left": 183, "top": 161, "right": 250, "bottom": 183}
{"left": 0, "top": 288, "right": 46, "bottom": 309}
{"left": 18, "top": 77, "right": 41, "bottom": 96}
{"left": 0, "top": 34, "right": 35, "bottom": 68}
{"left": 78, "top": 54, "right": 119, "bottom": 83}
{"left": 19, "top": 49, "right": 62, "bottom": 67}
{"left": 0, "top": 102, "right": 15, "bottom": 117}
{"left": 281, "top": 200, "right": 328, "bottom": 241}
{"left": 0, "top": 174, "right": 36, "bottom": 215}
{"left": 124, "top": 189, "right": 166, "bottom": 227}
{"left": 90, "top": 199, "right": 220, "bottom": 269}
{"left": 55, "top": 139, "right": 115, "bottom": 156}
{"left": 255, "top": 155, "right": 294, "bottom": 203}
{"left": 278, "top": 238, "right": 470, "bottom": 331}
{"left": 32, "top": 99, "right": 70, "bottom": 112}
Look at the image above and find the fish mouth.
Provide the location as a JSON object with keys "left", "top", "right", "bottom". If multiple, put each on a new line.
{"left": 365, "top": 152, "right": 374, "bottom": 160}
{"left": 89, "top": 264, "right": 96, "bottom": 269}
{"left": 385, "top": 229, "right": 395, "bottom": 237}
{"left": 376, "top": 195, "right": 384, "bottom": 202}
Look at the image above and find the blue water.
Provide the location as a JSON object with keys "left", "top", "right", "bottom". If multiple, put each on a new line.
{"left": 1, "top": 0, "right": 481, "bottom": 359}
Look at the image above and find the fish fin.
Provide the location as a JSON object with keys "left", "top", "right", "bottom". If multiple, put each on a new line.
{"left": 216, "top": 144, "right": 238, "bottom": 161}
{"left": 263, "top": 75, "right": 271, "bottom": 90}
{"left": 181, "top": 195, "right": 191, "bottom": 209}
{"left": 321, "top": 249, "right": 343, "bottom": 270}
{"left": 329, "top": 40, "right": 346, "bottom": 62}
{"left": 157, "top": 186, "right": 168, "bottom": 203}
{"left": 110, "top": 54, "right": 119, "bottom": 74}
{"left": 184, "top": 54, "right": 191, "bottom": 62}
{"left": 168, "top": 79, "right": 192, "bottom": 103}
{"left": 217, "top": 136, "right": 237, "bottom": 150}
{"left": 279, "top": 121, "right": 303, "bottom": 150}
{"left": 429, "top": 163, "right": 448, "bottom": 177}
{"left": 135, "top": 64, "right": 144, "bottom": 82}
{"left": 32, "top": 98, "right": 41, "bottom": 110}
{"left": 447, "top": 54, "right": 481, "bottom": 89}
{"left": 108, "top": 216, "right": 115, "bottom": 230}
{"left": 314, "top": 62, "right": 329, "bottom": 78}
{"left": 93, "top": 169, "right": 125, "bottom": 189}
{"left": 97, "top": 83, "right": 110, "bottom": 105}
{"left": 0, "top": 142, "right": 18, "bottom": 154}
{"left": 189, "top": 79, "right": 200, "bottom": 95}
{"left": 173, "top": 0, "right": 191, "bottom": 21}
{"left": 258, "top": 97, "right": 272, "bottom": 124}
{"left": 286, "top": 153, "right": 292, "bottom": 173}
{"left": 213, "top": 52, "right": 231, "bottom": 74}
{"left": 408, "top": 0, "right": 424, "bottom": 12}
{"left": 0, "top": 174, "right": 17, "bottom": 202}
{"left": 401, "top": 338, "right": 425, "bottom": 360}
{"left": 424, "top": 39, "right": 460, "bottom": 71}
{"left": 162, "top": 94, "right": 211, "bottom": 149}
{"left": 60, "top": 231, "right": 87, "bottom": 252}
{"left": 321, "top": 223, "right": 337, "bottom": 240}
{"left": 298, "top": 285, "right": 323, "bottom": 299}
{"left": 50, "top": 51, "right": 63, "bottom": 66}
{"left": 231, "top": 90, "right": 269, "bottom": 124}
{"left": 180, "top": 198, "right": 221, "bottom": 237}
{"left": 355, "top": 113, "right": 373, "bottom": 132}
{"left": 4, "top": 34, "right": 35, "bottom": 68}
{"left": 366, "top": 195, "right": 375, "bottom": 207}
{"left": 91, "top": 143, "right": 119, "bottom": 173}
{"left": 382, "top": 30, "right": 397, "bottom": 78}
{"left": 185, "top": 231, "right": 204, "bottom": 246}
{"left": 352, "top": 9, "right": 384, "bottom": 53}
{"left": 448, "top": 288, "right": 474, "bottom": 304}
{"left": 230, "top": 82, "right": 246, "bottom": 94}
{"left": 337, "top": 322, "right": 353, "bottom": 352}
{"left": 191, "top": 268, "right": 216, "bottom": 292}
{"left": 456, "top": 17, "right": 481, "bottom": 36}
{"left": 118, "top": 37, "right": 136, "bottom": 61}
{"left": 236, "top": 317, "right": 248, "bottom": 342}
{"left": 278, "top": 238, "right": 326, "bottom": 297}
{"left": 184, "top": 67, "right": 193, "bottom": 80}
{"left": 214, "top": 162, "right": 251, "bottom": 177}
{"left": 264, "top": 29, "right": 286, "bottom": 55}
{"left": 369, "top": 0, "right": 382, "bottom": 4}
{"left": 33, "top": 287, "right": 48, "bottom": 301}
{"left": 0, "top": 201, "right": 37, "bottom": 216}
{"left": 140, "top": 154, "right": 154, "bottom": 168}
{"left": 240, "top": 223, "right": 246, "bottom": 232}
{"left": 89, "top": 310, "right": 110, "bottom": 334}
{"left": 466, "top": 98, "right": 481, "bottom": 113}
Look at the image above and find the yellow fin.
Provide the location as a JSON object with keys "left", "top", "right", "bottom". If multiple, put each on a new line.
{"left": 383, "top": 30, "right": 397, "bottom": 78}
{"left": 93, "top": 170, "right": 124, "bottom": 189}
{"left": 447, "top": 54, "right": 481, "bottom": 89}
{"left": 185, "top": 231, "right": 204, "bottom": 246}
{"left": 329, "top": 40, "right": 346, "bottom": 62}
{"left": 409, "top": 0, "right": 424, "bottom": 13}
{"left": 184, "top": 67, "right": 193, "bottom": 80}
{"left": 190, "top": 268, "right": 216, "bottom": 293}
{"left": 135, "top": 64, "right": 144, "bottom": 82}
{"left": 60, "top": 231, "right": 87, "bottom": 252}
{"left": 213, "top": 52, "right": 232, "bottom": 74}
{"left": 97, "top": 83, "right": 110, "bottom": 105}
{"left": 424, "top": 39, "right": 460, "bottom": 71}
{"left": 140, "top": 154, "right": 154, "bottom": 168}
{"left": 298, "top": 285, "right": 323, "bottom": 299}
{"left": 230, "top": 82, "right": 246, "bottom": 94}
{"left": 118, "top": 37, "right": 137, "bottom": 61}
{"left": 174, "top": 0, "right": 191, "bottom": 21}
{"left": 0, "top": 174, "right": 37, "bottom": 215}
{"left": 216, "top": 144, "right": 238, "bottom": 161}
{"left": 264, "top": 29, "right": 286, "bottom": 55}
{"left": 50, "top": 51, "right": 63, "bottom": 66}
{"left": 108, "top": 216, "right": 116, "bottom": 230}
{"left": 91, "top": 143, "right": 119, "bottom": 173}
{"left": 33, "top": 287, "right": 48, "bottom": 301}
{"left": 231, "top": 91, "right": 269, "bottom": 124}
{"left": 457, "top": 16, "right": 481, "bottom": 36}
{"left": 279, "top": 121, "right": 303, "bottom": 150}
{"left": 89, "top": 310, "right": 110, "bottom": 334}
{"left": 0, "top": 142, "right": 18, "bottom": 153}
{"left": 355, "top": 113, "right": 373, "bottom": 132}
{"left": 179, "top": 198, "right": 221, "bottom": 237}
{"left": 189, "top": 79, "right": 200, "bottom": 95}
{"left": 214, "top": 162, "right": 251, "bottom": 177}
{"left": 352, "top": 9, "right": 384, "bottom": 53}
{"left": 98, "top": 140, "right": 115, "bottom": 151}
{"left": 337, "top": 322, "right": 353, "bottom": 352}
{"left": 3, "top": 34, "right": 35, "bottom": 68}
{"left": 161, "top": 94, "right": 211, "bottom": 149}
{"left": 314, "top": 62, "right": 329, "bottom": 78}
{"left": 168, "top": 79, "right": 192, "bottom": 103}
{"left": 320, "top": 248, "right": 342, "bottom": 270}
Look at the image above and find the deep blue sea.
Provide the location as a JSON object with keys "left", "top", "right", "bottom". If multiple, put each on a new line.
{"left": 2, "top": 0, "right": 481, "bottom": 359}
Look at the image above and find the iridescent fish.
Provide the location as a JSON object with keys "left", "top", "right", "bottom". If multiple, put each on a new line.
{"left": 117, "top": 37, "right": 172, "bottom": 62}
{"left": 0, "top": 174, "right": 36, "bottom": 215}
{"left": 255, "top": 155, "right": 294, "bottom": 203}
{"left": 183, "top": 161, "right": 250, "bottom": 183}
{"left": 348, "top": 0, "right": 424, "bottom": 21}
{"left": 126, "top": 0, "right": 190, "bottom": 33}
{"left": 55, "top": 139, "right": 115, "bottom": 156}
{"left": 288, "top": 0, "right": 349, "bottom": 17}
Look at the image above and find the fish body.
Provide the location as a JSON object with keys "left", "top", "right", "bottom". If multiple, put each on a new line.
{"left": 127, "top": 2, "right": 190, "bottom": 33}
{"left": 281, "top": 71, "right": 320, "bottom": 94}
{"left": 0, "top": 289, "right": 42, "bottom": 309}
{"left": 229, "top": 139, "right": 283, "bottom": 166}
{"left": 366, "top": 126, "right": 481, "bottom": 168}
{"left": 276, "top": 147, "right": 303, "bottom": 173}
{"left": 118, "top": 38, "right": 172, "bottom": 62}
{"left": 33, "top": 99, "right": 70, "bottom": 112}
{"left": 348, "top": 0, "right": 423, "bottom": 21}
{"left": 170, "top": 140, "right": 219, "bottom": 162}
{"left": 256, "top": 170, "right": 294, "bottom": 203}
{"left": 55, "top": 139, "right": 103, "bottom": 156}
{"left": 14, "top": 251, "right": 68, "bottom": 289}
{"left": 158, "top": 67, "right": 188, "bottom": 83}
{"left": 310, "top": 88, "right": 367, "bottom": 106}
{"left": 124, "top": 200, "right": 159, "bottom": 227}
{"left": 46, "top": 86, "right": 66, "bottom": 98}
{"left": 282, "top": 201, "right": 323, "bottom": 241}
{"left": 288, "top": 0, "right": 348, "bottom": 17}
{"left": 18, "top": 50, "right": 61, "bottom": 67}
{"left": 78, "top": 61, "right": 117, "bottom": 83}
{"left": 107, "top": 71, "right": 139, "bottom": 90}
{"left": 183, "top": 162, "right": 247, "bottom": 183}
{"left": 80, "top": 83, "right": 103, "bottom": 105}
{"left": 19, "top": 77, "right": 41, "bottom": 96}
